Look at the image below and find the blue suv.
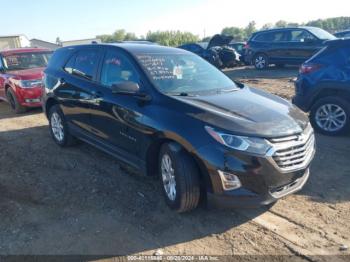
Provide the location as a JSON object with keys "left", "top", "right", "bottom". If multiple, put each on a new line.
{"left": 245, "top": 27, "right": 336, "bottom": 69}
{"left": 293, "top": 38, "right": 350, "bottom": 136}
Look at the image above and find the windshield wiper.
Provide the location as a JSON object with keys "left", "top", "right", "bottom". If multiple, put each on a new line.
{"left": 219, "top": 88, "right": 238, "bottom": 93}
{"left": 167, "top": 92, "right": 196, "bottom": 97}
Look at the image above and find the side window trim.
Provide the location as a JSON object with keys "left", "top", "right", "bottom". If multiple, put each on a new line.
{"left": 62, "top": 48, "right": 103, "bottom": 83}
{"left": 98, "top": 48, "right": 141, "bottom": 89}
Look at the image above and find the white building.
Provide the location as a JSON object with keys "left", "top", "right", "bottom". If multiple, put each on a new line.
{"left": 30, "top": 39, "right": 61, "bottom": 50}
{"left": 0, "top": 35, "right": 31, "bottom": 50}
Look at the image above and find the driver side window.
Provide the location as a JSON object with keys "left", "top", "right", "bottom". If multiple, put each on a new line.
{"left": 100, "top": 50, "right": 140, "bottom": 88}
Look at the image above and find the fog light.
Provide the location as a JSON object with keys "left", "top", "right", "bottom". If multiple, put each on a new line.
{"left": 25, "top": 98, "right": 41, "bottom": 103}
{"left": 218, "top": 170, "right": 242, "bottom": 191}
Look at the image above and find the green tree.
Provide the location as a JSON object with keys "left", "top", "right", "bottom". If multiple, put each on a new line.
{"left": 124, "top": 32, "right": 138, "bottom": 41}
{"left": 306, "top": 17, "right": 350, "bottom": 33}
{"left": 146, "top": 30, "right": 199, "bottom": 46}
{"left": 244, "top": 21, "right": 257, "bottom": 38}
{"left": 261, "top": 23, "right": 273, "bottom": 30}
{"left": 112, "top": 29, "right": 126, "bottom": 41}
{"left": 221, "top": 27, "right": 246, "bottom": 41}
{"left": 275, "top": 20, "right": 288, "bottom": 28}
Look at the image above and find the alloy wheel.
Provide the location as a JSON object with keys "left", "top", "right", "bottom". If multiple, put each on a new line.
{"left": 51, "top": 112, "right": 64, "bottom": 142}
{"left": 161, "top": 154, "right": 176, "bottom": 201}
{"left": 255, "top": 56, "right": 266, "bottom": 69}
{"left": 315, "top": 104, "right": 347, "bottom": 132}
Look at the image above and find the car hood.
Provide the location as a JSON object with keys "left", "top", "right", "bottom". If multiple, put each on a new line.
{"left": 6, "top": 67, "right": 45, "bottom": 80}
{"left": 207, "top": 34, "right": 234, "bottom": 49}
{"left": 174, "top": 86, "right": 309, "bottom": 138}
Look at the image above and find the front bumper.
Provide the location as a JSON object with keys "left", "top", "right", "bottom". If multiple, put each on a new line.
{"left": 207, "top": 169, "right": 309, "bottom": 208}
{"left": 16, "top": 87, "right": 42, "bottom": 107}
{"left": 197, "top": 127, "right": 315, "bottom": 209}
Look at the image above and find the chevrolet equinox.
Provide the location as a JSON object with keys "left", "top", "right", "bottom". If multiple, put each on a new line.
{"left": 43, "top": 44, "right": 316, "bottom": 212}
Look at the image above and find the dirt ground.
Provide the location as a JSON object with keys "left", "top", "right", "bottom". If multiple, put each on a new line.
{"left": 0, "top": 66, "right": 349, "bottom": 261}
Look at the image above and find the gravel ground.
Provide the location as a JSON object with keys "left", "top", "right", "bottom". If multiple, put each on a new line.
{"left": 0, "top": 66, "right": 349, "bottom": 261}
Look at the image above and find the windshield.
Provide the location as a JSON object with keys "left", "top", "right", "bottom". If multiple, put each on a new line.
{"left": 307, "top": 27, "right": 336, "bottom": 40}
{"left": 136, "top": 53, "right": 237, "bottom": 95}
{"left": 3, "top": 52, "right": 52, "bottom": 71}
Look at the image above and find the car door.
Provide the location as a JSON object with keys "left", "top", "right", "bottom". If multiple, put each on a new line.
{"left": 55, "top": 48, "right": 103, "bottom": 133}
{"left": 254, "top": 31, "right": 286, "bottom": 63}
{"left": 285, "top": 29, "right": 322, "bottom": 64}
{"left": 89, "top": 47, "right": 148, "bottom": 157}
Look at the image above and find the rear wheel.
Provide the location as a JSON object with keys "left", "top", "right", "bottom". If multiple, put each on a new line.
{"left": 159, "top": 142, "right": 201, "bottom": 213}
{"left": 310, "top": 96, "right": 350, "bottom": 136}
{"left": 48, "top": 105, "right": 77, "bottom": 146}
{"left": 6, "top": 89, "right": 27, "bottom": 114}
{"left": 253, "top": 53, "right": 269, "bottom": 70}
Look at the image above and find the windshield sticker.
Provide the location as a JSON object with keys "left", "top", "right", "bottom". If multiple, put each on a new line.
{"left": 137, "top": 55, "right": 175, "bottom": 80}
{"left": 173, "top": 66, "right": 183, "bottom": 79}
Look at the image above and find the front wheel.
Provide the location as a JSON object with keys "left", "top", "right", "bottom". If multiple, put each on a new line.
{"left": 310, "top": 96, "right": 350, "bottom": 136}
{"left": 48, "top": 105, "right": 77, "bottom": 146}
{"left": 6, "top": 89, "right": 27, "bottom": 114}
{"left": 159, "top": 143, "right": 201, "bottom": 213}
{"left": 253, "top": 54, "right": 269, "bottom": 70}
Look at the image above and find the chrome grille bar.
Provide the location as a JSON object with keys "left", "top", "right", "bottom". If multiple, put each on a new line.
{"left": 268, "top": 125, "right": 315, "bottom": 172}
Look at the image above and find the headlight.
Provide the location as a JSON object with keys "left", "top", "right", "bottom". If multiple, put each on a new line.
{"left": 205, "top": 126, "right": 271, "bottom": 155}
{"left": 13, "top": 79, "right": 43, "bottom": 88}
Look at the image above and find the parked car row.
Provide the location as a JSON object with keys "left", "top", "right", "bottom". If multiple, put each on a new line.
{"left": 179, "top": 34, "right": 241, "bottom": 69}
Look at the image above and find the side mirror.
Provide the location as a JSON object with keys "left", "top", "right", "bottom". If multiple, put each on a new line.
{"left": 111, "top": 81, "right": 140, "bottom": 95}
{"left": 111, "top": 81, "right": 151, "bottom": 101}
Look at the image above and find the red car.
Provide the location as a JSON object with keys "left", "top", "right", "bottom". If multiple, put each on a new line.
{"left": 0, "top": 48, "right": 52, "bottom": 113}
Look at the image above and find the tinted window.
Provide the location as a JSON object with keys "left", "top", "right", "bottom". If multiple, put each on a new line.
{"left": 64, "top": 49, "right": 99, "bottom": 80}
{"left": 100, "top": 50, "right": 140, "bottom": 87}
{"left": 254, "top": 31, "right": 285, "bottom": 42}
{"left": 289, "top": 30, "right": 316, "bottom": 42}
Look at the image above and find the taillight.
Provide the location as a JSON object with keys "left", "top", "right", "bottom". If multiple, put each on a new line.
{"left": 299, "top": 64, "right": 323, "bottom": 74}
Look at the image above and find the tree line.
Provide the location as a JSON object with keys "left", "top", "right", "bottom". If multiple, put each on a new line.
{"left": 96, "top": 16, "right": 350, "bottom": 46}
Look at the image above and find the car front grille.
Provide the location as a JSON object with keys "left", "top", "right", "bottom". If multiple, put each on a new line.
{"left": 268, "top": 124, "right": 315, "bottom": 172}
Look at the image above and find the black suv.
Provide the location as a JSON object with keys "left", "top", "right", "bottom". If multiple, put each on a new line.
{"left": 245, "top": 26, "right": 336, "bottom": 69}
{"left": 43, "top": 44, "right": 315, "bottom": 212}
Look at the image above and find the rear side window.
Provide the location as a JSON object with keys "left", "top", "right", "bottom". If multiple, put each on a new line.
{"left": 254, "top": 31, "right": 285, "bottom": 42}
{"left": 64, "top": 49, "right": 100, "bottom": 80}
{"left": 289, "top": 30, "right": 316, "bottom": 42}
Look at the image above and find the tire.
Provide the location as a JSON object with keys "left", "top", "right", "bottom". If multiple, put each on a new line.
{"left": 48, "top": 104, "right": 77, "bottom": 146}
{"left": 253, "top": 53, "right": 269, "bottom": 70}
{"left": 310, "top": 96, "right": 350, "bottom": 136}
{"left": 6, "top": 89, "right": 27, "bottom": 114}
{"left": 159, "top": 142, "right": 201, "bottom": 213}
